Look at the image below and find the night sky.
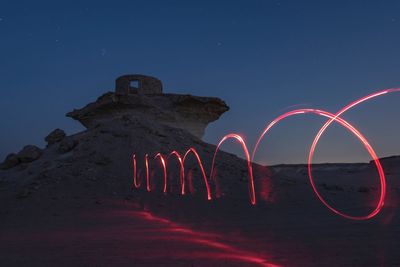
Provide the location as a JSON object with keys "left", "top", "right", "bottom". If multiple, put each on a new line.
{"left": 1, "top": 0, "right": 400, "bottom": 164}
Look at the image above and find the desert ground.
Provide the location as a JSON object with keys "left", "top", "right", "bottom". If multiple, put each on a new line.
{"left": 1, "top": 89, "right": 399, "bottom": 266}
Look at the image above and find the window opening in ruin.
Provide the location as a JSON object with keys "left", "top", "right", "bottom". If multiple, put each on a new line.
{"left": 130, "top": 80, "right": 140, "bottom": 89}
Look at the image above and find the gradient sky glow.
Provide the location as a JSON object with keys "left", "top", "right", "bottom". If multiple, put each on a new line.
{"left": 1, "top": 0, "right": 400, "bottom": 164}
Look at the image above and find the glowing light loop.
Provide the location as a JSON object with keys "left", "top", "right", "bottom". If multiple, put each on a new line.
{"left": 130, "top": 88, "right": 400, "bottom": 220}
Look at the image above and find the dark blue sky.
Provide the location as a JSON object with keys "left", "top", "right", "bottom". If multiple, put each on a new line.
{"left": 1, "top": 0, "right": 400, "bottom": 164}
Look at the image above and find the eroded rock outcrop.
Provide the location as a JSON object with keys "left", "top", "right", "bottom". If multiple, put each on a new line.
{"left": 45, "top": 128, "right": 66, "bottom": 145}
{"left": 0, "top": 153, "right": 19, "bottom": 170}
{"left": 1, "top": 74, "right": 229, "bottom": 173}
{"left": 67, "top": 75, "right": 229, "bottom": 138}
{"left": 1, "top": 145, "right": 43, "bottom": 169}
{"left": 58, "top": 138, "right": 78, "bottom": 154}
{"left": 17, "top": 145, "right": 42, "bottom": 163}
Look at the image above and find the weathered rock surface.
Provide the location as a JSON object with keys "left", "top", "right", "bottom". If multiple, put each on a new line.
{"left": 67, "top": 92, "right": 229, "bottom": 138}
{"left": 58, "top": 138, "right": 78, "bottom": 154}
{"left": 45, "top": 128, "right": 66, "bottom": 145}
{"left": 16, "top": 145, "right": 42, "bottom": 163}
{"left": 0, "top": 153, "right": 19, "bottom": 170}
{"left": 66, "top": 74, "right": 229, "bottom": 138}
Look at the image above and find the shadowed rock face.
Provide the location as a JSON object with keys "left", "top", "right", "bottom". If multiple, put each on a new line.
{"left": 66, "top": 92, "right": 229, "bottom": 138}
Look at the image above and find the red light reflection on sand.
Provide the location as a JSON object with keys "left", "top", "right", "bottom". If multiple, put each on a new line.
{"left": 0, "top": 205, "right": 280, "bottom": 266}
{"left": 135, "top": 210, "right": 279, "bottom": 267}
{"left": 131, "top": 88, "right": 400, "bottom": 220}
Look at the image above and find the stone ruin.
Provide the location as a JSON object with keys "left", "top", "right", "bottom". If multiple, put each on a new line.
{"left": 115, "top": 74, "right": 163, "bottom": 95}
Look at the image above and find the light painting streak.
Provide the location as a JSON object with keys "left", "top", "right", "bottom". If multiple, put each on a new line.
{"left": 154, "top": 153, "right": 168, "bottom": 193}
{"left": 131, "top": 88, "right": 400, "bottom": 220}
{"left": 307, "top": 88, "right": 400, "bottom": 220}
{"left": 168, "top": 151, "right": 186, "bottom": 195}
{"left": 183, "top": 148, "right": 212, "bottom": 201}
{"left": 145, "top": 154, "right": 150, "bottom": 192}
{"left": 252, "top": 109, "right": 384, "bottom": 220}
{"left": 211, "top": 133, "right": 256, "bottom": 205}
{"left": 131, "top": 154, "right": 140, "bottom": 189}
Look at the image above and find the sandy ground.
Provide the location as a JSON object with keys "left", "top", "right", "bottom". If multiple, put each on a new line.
{"left": 0, "top": 164, "right": 399, "bottom": 266}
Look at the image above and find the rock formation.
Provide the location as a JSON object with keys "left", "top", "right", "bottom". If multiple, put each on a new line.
{"left": 1, "top": 153, "right": 19, "bottom": 170}
{"left": 0, "top": 74, "right": 232, "bottom": 183}
{"left": 0, "top": 74, "right": 256, "bottom": 218}
{"left": 45, "top": 129, "right": 66, "bottom": 146}
{"left": 67, "top": 74, "right": 229, "bottom": 138}
{"left": 1, "top": 145, "right": 43, "bottom": 170}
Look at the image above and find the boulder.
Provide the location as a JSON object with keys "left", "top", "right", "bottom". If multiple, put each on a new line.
{"left": 45, "top": 128, "right": 66, "bottom": 145}
{"left": 17, "top": 145, "right": 42, "bottom": 163}
{"left": 0, "top": 153, "right": 20, "bottom": 170}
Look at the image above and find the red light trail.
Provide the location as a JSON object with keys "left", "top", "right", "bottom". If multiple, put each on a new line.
{"left": 134, "top": 210, "right": 279, "bottom": 267}
{"left": 131, "top": 88, "right": 400, "bottom": 220}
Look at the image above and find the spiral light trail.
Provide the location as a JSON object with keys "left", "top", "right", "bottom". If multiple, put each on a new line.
{"left": 131, "top": 88, "right": 400, "bottom": 220}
